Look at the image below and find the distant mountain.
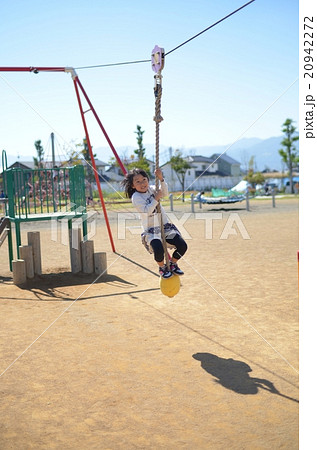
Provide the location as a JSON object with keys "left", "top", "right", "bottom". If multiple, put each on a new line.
{"left": 109, "top": 136, "right": 288, "bottom": 171}
{"left": 187, "top": 137, "right": 263, "bottom": 155}
{"left": 228, "top": 136, "right": 298, "bottom": 171}
{"left": 114, "top": 136, "right": 294, "bottom": 171}
{"left": 171, "top": 136, "right": 298, "bottom": 172}
{"left": 2, "top": 136, "right": 298, "bottom": 173}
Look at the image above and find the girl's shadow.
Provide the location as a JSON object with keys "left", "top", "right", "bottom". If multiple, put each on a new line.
{"left": 192, "top": 352, "right": 298, "bottom": 403}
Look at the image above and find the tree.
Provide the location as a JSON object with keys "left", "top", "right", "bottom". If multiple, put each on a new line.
{"left": 67, "top": 145, "right": 84, "bottom": 166}
{"left": 243, "top": 155, "right": 264, "bottom": 191}
{"left": 279, "top": 118, "right": 299, "bottom": 194}
{"left": 134, "top": 125, "right": 146, "bottom": 160}
{"left": 67, "top": 138, "right": 97, "bottom": 199}
{"left": 170, "top": 149, "right": 191, "bottom": 202}
{"left": 244, "top": 169, "right": 265, "bottom": 190}
{"left": 82, "top": 138, "right": 97, "bottom": 199}
{"left": 33, "top": 140, "right": 44, "bottom": 169}
{"left": 127, "top": 158, "right": 151, "bottom": 176}
{"left": 127, "top": 125, "right": 150, "bottom": 175}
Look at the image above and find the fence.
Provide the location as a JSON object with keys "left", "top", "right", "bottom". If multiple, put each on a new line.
{"left": 1, "top": 151, "right": 87, "bottom": 269}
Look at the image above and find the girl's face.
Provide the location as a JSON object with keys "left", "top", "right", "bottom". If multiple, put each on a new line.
{"left": 132, "top": 174, "right": 149, "bottom": 193}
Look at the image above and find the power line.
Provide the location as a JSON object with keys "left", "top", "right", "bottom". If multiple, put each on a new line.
{"left": 74, "top": 0, "right": 255, "bottom": 71}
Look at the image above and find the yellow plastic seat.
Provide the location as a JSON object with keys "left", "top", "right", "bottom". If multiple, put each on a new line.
{"left": 160, "top": 274, "right": 181, "bottom": 298}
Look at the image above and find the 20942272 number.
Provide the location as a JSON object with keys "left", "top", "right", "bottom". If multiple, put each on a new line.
{"left": 304, "top": 16, "right": 314, "bottom": 78}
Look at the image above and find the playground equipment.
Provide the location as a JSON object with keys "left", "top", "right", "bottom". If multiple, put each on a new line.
{"left": 160, "top": 273, "right": 181, "bottom": 298}
{"left": 0, "top": 217, "right": 11, "bottom": 252}
{"left": 0, "top": 66, "right": 128, "bottom": 255}
{"left": 1, "top": 149, "right": 87, "bottom": 271}
{"left": 152, "top": 45, "right": 181, "bottom": 298}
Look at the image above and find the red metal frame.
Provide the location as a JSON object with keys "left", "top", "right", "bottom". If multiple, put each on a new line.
{"left": 0, "top": 66, "right": 128, "bottom": 252}
{"left": 0, "top": 67, "right": 66, "bottom": 72}
{"left": 75, "top": 77, "right": 127, "bottom": 176}
{"left": 73, "top": 77, "right": 116, "bottom": 252}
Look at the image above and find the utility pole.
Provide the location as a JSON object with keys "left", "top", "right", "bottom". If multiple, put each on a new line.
{"left": 51, "top": 132, "right": 55, "bottom": 167}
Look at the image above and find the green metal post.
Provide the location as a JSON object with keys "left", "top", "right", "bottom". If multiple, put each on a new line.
{"left": 7, "top": 221, "right": 13, "bottom": 271}
{"left": 15, "top": 221, "right": 21, "bottom": 258}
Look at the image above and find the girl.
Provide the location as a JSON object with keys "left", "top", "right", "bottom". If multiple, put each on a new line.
{"left": 122, "top": 168, "right": 187, "bottom": 278}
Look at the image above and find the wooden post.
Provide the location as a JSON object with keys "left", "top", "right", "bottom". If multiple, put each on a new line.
{"left": 27, "top": 231, "right": 42, "bottom": 275}
{"left": 81, "top": 240, "right": 94, "bottom": 274}
{"left": 272, "top": 190, "right": 276, "bottom": 208}
{"left": 246, "top": 191, "right": 250, "bottom": 211}
{"left": 169, "top": 193, "right": 173, "bottom": 211}
{"left": 191, "top": 193, "right": 195, "bottom": 213}
{"left": 94, "top": 252, "right": 107, "bottom": 275}
{"left": 69, "top": 227, "right": 82, "bottom": 273}
{"left": 12, "top": 259, "right": 27, "bottom": 285}
{"left": 19, "top": 245, "right": 34, "bottom": 278}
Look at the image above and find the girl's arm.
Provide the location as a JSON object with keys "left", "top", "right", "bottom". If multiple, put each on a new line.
{"left": 154, "top": 168, "right": 168, "bottom": 197}
{"left": 160, "top": 179, "right": 168, "bottom": 197}
{"left": 132, "top": 191, "right": 158, "bottom": 215}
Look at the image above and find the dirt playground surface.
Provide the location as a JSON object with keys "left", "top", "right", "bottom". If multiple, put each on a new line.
{"left": 0, "top": 198, "right": 299, "bottom": 449}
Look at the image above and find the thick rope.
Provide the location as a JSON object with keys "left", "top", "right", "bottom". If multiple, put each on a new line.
{"left": 153, "top": 74, "right": 170, "bottom": 269}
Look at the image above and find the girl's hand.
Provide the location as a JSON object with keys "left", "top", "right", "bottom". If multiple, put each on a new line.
{"left": 154, "top": 168, "right": 164, "bottom": 181}
{"left": 154, "top": 189, "right": 163, "bottom": 201}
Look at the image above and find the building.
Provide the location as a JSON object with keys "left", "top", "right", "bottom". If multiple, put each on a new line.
{"left": 100, "top": 158, "right": 156, "bottom": 193}
{"left": 2, "top": 158, "right": 113, "bottom": 196}
{"left": 210, "top": 154, "right": 241, "bottom": 177}
{"left": 161, "top": 154, "right": 242, "bottom": 192}
{"left": 4, "top": 158, "right": 108, "bottom": 173}
{"left": 3, "top": 154, "right": 243, "bottom": 194}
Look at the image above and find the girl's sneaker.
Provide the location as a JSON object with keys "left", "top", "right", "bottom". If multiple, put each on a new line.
{"left": 170, "top": 261, "right": 184, "bottom": 275}
{"left": 159, "top": 265, "right": 173, "bottom": 279}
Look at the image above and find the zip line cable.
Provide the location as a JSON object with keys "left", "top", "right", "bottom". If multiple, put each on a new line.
{"left": 1, "top": 0, "right": 256, "bottom": 196}
{"left": 74, "top": 0, "right": 255, "bottom": 71}
{"left": 75, "top": 59, "right": 151, "bottom": 70}
{"left": 1, "top": 0, "right": 298, "bottom": 377}
{"left": 1, "top": 0, "right": 256, "bottom": 178}
{"left": 165, "top": 0, "right": 255, "bottom": 57}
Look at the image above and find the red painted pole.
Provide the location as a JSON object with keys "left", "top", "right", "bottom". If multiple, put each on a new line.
{"left": 73, "top": 76, "right": 116, "bottom": 253}
{"left": 0, "top": 67, "right": 66, "bottom": 72}
{"left": 75, "top": 77, "right": 127, "bottom": 175}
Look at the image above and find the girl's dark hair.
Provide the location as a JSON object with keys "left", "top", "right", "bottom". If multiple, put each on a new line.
{"left": 121, "top": 168, "right": 149, "bottom": 198}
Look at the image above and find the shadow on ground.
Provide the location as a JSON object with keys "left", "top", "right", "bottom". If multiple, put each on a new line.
{"left": 206, "top": 207, "right": 246, "bottom": 212}
{"left": 192, "top": 352, "right": 298, "bottom": 403}
{"left": 0, "top": 272, "right": 140, "bottom": 301}
{"left": 0, "top": 275, "right": 12, "bottom": 284}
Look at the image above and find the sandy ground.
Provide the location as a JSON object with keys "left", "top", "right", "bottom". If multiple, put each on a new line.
{"left": 0, "top": 198, "right": 299, "bottom": 449}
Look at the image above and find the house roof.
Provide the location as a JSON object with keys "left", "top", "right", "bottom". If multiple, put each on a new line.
{"left": 161, "top": 155, "right": 216, "bottom": 167}
{"left": 150, "top": 153, "right": 242, "bottom": 170}
{"left": 7, "top": 161, "right": 35, "bottom": 170}
{"left": 210, "top": 153, "right": 240, "bottom": 165}
{"left": 6, "top": 158, "right": 107, "bottom": 171}
{"left": 104, "top": 169, "right": 125, "bottom": 182}
{"left": 163, "top": 154, "right": 240, "bottom": 165}
{"left": 186, "top": 155, "right": 215, "bottom": 163}
{"left": 81, "top": 158, "right": 107, "bottom": 167}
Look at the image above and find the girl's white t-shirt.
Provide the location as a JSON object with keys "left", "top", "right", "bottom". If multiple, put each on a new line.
{"left": 131, "top": 180, "right": 169, "bottom": 231}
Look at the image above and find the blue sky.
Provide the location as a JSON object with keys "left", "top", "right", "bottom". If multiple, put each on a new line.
{"left": 1, "top": 0, "right": 299, "bottom": 166}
